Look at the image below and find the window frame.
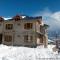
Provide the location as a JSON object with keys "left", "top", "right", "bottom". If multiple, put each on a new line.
{"left": 24, "top": 23, "right": 33, "bottom": 29}
{"left": 4, "top": 35, "right": 12, "bottom": 42}
{"left": 5, "top": 24, "right": 13, "bottom": 30}
{"left": 24, "top": 35, "right": 28, "bottom": 42}
{"left": 24, "top": 35, "right": 33, "bottom": 43}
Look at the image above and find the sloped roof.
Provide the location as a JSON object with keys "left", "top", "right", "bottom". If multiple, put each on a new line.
{"left": 0, "top": 15, "right": 42, "bottom": 21}
{"left": 23, "top": 16, "right": 42, "bottom": 20}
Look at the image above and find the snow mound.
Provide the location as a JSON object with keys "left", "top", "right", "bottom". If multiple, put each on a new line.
{"left": 0, "top": 44, "right": 59, "bottom": 60}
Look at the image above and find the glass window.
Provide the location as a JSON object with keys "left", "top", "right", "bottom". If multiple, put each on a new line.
{"left": 24, "top": 23, "right": 33, "bottom": 29}
{"left": 6, "top": 24, "right": 13, "bottom": 30}
{"left": 24, "top": 35, "right": 33, "bottom": 42}
{"left": 40, "top": 38, "right": 43, "bottom": 43}
{"left": 24, "top": 35, "right": 28, "bottom": 42}
{"left": 4, "top": 35, "right": 12, "bottom": 42}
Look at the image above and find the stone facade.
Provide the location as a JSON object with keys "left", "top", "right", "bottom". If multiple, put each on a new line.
{"left": 0, "top": 15, "right": 48, "bottom": 47}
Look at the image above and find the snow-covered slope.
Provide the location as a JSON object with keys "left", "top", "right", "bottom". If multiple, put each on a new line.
{"left": 0, "top": 44, "right": 59, "bottom": 60}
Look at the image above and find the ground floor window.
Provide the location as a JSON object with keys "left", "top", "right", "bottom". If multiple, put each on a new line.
{"left": 24, "top": 35, "right": 28, "bottom": 42}
{"left": 37, "top": 37, "right": 43, "bottom": 45}
{"left": 40, "top": 38, "right": 43, "bottom": 43}
{"left": 4, "top": 35, "right": 12, "bottom": 42}
{"left": 39, "top": 35, "right": 43, "bottom": 43}
{"left": 0, "top": 34, "right": 2, "bottom": 44}
{"left": 24, "top": 35, "right": 33, "bottom": 43}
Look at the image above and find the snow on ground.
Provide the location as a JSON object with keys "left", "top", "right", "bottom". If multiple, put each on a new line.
{"left": 0, "top": 44, "right": 59, "bottom": 60}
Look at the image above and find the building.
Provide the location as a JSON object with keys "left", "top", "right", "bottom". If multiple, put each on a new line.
{"left": 0, "top": 15, "right": 48, "bottom": 47}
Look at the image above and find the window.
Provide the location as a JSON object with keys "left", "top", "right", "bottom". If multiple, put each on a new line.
{"left": 24, "top": 35, "right": 33, "bottom": 43}
{"left": 38, "top": 35, "right": 43, "bottom": 43}
{"left": 24, "top": 35, "right": 28, "bottom": 42}
{"left": 17, "top": 35, "right": 20, "bottom": 37}
{"left": 40, "top": 38, "right": 43, "bottom": 43}
{"left": 4, "top": 35, "right": 12, "bottom": 42}
{"left": 17, "top": 23, "right": 20, "bottom": 26}
{"left": 15, "top": 18, "right": 20, "bottom": 21}
{"left": 13, "top": 15, "right": 21, "bottom": 21}
{"left": 6, "top": 24, "right": 13, "bottom": 30}
{"left": 24, "top": 23, "right": 33, "bottom": 29}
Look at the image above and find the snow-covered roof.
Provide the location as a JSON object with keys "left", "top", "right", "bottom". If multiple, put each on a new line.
{"left": 0, "top": 15, "right": 42, "bottom": 21}
{"left": 4, "top": 17, "right": 12, "bottom": 20}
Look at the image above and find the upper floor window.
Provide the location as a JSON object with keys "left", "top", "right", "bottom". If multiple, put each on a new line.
{"left": 24, "top": 23, "right": 33, "bottom": 29}
{"left": 6, "top": 24, "right": 13, "bottom": 30}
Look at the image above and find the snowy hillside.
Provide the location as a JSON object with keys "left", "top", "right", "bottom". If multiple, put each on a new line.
{"left": 0, "top": 44, "right": 60, "bottom": 60}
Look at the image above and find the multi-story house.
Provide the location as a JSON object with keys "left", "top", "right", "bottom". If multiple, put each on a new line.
{"left": 0, "top": 15, "right": 48, "bottom": 47}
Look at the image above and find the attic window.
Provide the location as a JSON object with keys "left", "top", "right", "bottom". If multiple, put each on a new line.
{"left": 15, "top": 18, "right": 20, "bottom": 21}
{"left": 13, "top": 15, "right": 21, "bottom": 21}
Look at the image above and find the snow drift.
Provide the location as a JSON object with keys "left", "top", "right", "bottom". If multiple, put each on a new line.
{"left": 0, "top": 44, "right": 59, "bottom": 60}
